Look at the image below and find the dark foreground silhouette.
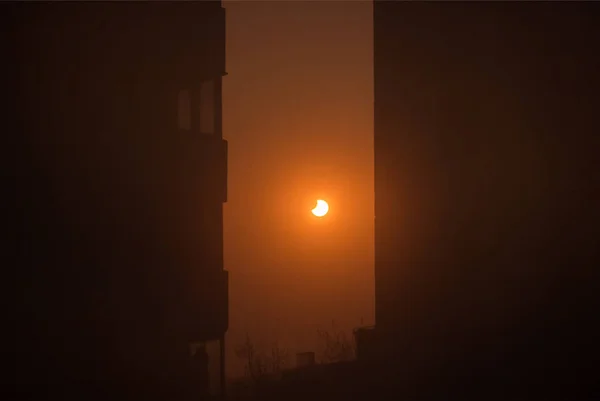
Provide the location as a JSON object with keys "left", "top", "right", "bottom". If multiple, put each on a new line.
{"left": 368, "top": 2, "right": 599, "bottom": 400}
{"left": 2, "top": 1, "right": 599, "bottom": 400}
{"left": 3, "top": 2, "right": 228, "bottom": 400}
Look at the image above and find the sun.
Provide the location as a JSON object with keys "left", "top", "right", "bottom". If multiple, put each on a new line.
{"left": 311, "top": 199, "right": 329, "bottom": 217}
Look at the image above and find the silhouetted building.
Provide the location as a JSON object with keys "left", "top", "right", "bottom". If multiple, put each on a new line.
{"left": 191, "top": 345, "right": 211, "bottom": 398}
{"left": 296, "top": 351, "right": 316, "bottom": 368}
{"left": 4, "top": 2, "right": 228, "bottom": 399}
{"left": 371, "top": 1, "right": 599, "bottom": 398}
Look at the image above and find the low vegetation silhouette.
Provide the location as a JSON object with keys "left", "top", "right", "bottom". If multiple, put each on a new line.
{"left": 233, "top": 320, "right": 356, "bottom": 387}
{"left": 234, "top": 334, "right": 290, "bottom": 383}
{"left": 315, "top": 321, "right": 356, "bottom": 364}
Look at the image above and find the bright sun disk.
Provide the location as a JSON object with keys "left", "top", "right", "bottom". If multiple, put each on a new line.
{"left": 311, "top": 199, "right": 329, "bottom": 217}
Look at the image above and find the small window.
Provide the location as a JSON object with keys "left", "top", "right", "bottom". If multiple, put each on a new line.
{"left": 177, "top": 89, "right": 191, "bottom": 130}
{"left": 199, "top": 80, "right": 215, "bottom": 135}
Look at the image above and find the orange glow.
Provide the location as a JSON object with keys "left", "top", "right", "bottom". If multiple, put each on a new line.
{"left": 223, "top": 1, "right": 375, "bottom": 379}
{"left": 311, "top": 199, "right": 329, "bottom": 217}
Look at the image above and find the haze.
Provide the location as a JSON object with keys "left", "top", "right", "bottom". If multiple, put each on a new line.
{"left": 224, "top": 1, "right": 373, "bottom": 376}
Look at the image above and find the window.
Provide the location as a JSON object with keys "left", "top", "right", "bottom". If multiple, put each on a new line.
{"left": 177, "top": 89, "right": 191, "bottom": 130}
{"left": 199, "top": 80, "right": 215, "bottom": 135}
{"left": 177, "top": 81, "right": 216, "bottom": 134}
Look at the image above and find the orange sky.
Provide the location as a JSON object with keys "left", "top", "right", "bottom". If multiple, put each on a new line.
{"left": 222, "top": 1, "right": 373, "bottom": 376}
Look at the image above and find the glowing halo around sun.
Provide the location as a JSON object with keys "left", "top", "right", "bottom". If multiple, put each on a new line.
{"left": 311, "top": 200, "right": 329, "bottom": 217}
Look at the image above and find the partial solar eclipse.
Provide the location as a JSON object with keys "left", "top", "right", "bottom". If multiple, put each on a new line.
{"left": 311, "top": 200, "right": 329, "bottom": 217}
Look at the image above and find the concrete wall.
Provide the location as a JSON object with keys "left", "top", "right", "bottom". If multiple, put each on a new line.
{"left": 373, "top": 2, "right": 599, "bottom": 396}
{"left": 4, "top": 2, "right": 228, "bottom": 398}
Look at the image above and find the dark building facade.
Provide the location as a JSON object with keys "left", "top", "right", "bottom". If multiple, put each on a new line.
{"left": 4, "top": 2, "right": 228, "bottom": 399}
{"left": 372, "top": 1, "right": 599, "bottom": 397}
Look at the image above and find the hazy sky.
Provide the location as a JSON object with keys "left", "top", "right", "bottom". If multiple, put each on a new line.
{"left": 223, "top": 1, "right": 373, "bottom": 376}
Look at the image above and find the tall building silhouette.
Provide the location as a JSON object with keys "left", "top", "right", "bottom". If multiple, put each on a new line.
{"left": 4, "top": 2, "right": 228, "bottom": 399}
{"left": 372, "top": 1, "right": 599, "bottom": 397}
